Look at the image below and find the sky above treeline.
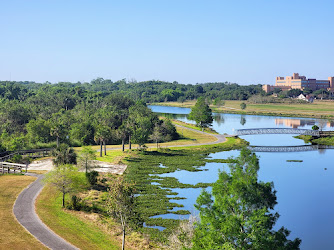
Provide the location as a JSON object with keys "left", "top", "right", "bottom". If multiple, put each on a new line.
{"left": 1, "top": 0, "right": 333, "bottom": 85}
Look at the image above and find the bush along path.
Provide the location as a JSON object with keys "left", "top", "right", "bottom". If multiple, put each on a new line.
{"left": 13, "top": 173, "right": 78, "bottom": 250}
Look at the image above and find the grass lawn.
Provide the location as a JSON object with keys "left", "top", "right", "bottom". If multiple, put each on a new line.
{"left": 153, "top": 100, "right": 334, "bottom": 118}
{"left": 171, "top": 119, "right": 218, "bottom": 134}
{"left": 0, "top": 175, "right": 46, "bottom": 249}
{"left": 76, "top": 122, "right": 218, "bottom": 164}
{"left": 36, "top": 185, "right": 120, "bottom": 250}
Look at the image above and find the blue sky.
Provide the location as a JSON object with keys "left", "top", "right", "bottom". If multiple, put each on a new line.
{"left": 1, "top": 0, "right": 333, "bottom": 85}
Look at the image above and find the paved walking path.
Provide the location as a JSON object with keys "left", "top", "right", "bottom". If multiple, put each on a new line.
{"left": 13, "top": 173, "right": 78, "bottom": 250}
{"left": 172, "top": 124, "right": 227, "bottom": 147}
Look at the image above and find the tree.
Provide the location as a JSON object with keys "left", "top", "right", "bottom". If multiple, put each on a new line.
{"left": 240, "top": 102, "right": 247, "bottom": 110}
{"left": 94, "top": 125, "right": 111, "bottom": 157}
{"left": 78, "top": 146, "right": 96, "bottom": 173}
{"left": 44, "top": 164, "right": 87, "bottom": 207}
{"left": 116, "top": 125, "right": 128, "bottom": 152}
{"left": 193, "top": 148, "right": 301, "bottom": 249}
{"left": 106, "top": 176, "right": 137, "bottom": 250}
{"left": 312, "top": 125, "right": 319, "bottom": 131}
{"left": 149, "top": 125, "right": 163, "bottom": 149}
{"left": 287, "top": 89, "right": 303, "bottom": 98}
{"left": 52, "top": 143, "right": 77, "bottom": 166}
{"left": 188, "top": 97, "right": 213, "bottom": 131}
{"left": 317, "top": 119, "right": 327, "bottom": 131}
{"left": 213, "top": 98, "right": 225, "bottom": 108}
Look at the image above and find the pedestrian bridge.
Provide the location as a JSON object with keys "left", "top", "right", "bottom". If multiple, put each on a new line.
{"left": 248, "top": 145, "right": 334, "bottom": 152}
{"left": 235, "top": 128, "right": 320, "bottom": 136}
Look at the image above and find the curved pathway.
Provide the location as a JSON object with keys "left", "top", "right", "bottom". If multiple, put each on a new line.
{"left": 13, "top": 173, "right": 78, "bottom": 250}
{"left": 172, "top": 124, "right": 227, "bottom": 147}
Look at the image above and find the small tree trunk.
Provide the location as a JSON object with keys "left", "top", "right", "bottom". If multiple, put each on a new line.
{"left": 122, "top": 138, "right": 125, "bottom": 151}
{"left": 129, "top": 134, "right": 131, "bottom": 150}
{"left": 62, "top": 192, "right": 65, "bottom": 208}
{"left": 100, "top": 141, "right": 102, "bottom": 157}
{"left": 104, "top": 140, "right": 106, "bottom": 155}
{"left": 57, "top": 136, "right": 59, "bottom": 148}
{"left": 122, "top": 228, "right": 125, "bottom": 250}
{"left": 85, "top": 159, "right": 88, "bottom": 173}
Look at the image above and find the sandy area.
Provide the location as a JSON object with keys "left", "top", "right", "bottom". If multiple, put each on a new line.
{"left": 90, "top": 160, "right": 127, "bottom": 175}
{"left": 28, "top": 158, "right": 54, "bottom": 171}
{"left": 27, "top": 158, "right": 127, "bottom": 175}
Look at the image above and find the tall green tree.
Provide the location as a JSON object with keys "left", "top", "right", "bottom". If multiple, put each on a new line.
{"left": 193, "top": 148, "right": 301, "bottom": 249}
{"left": 44, "top": 164, "right": 87, "bottom": 207}
{"left": 78, "top": 146, "right": 96, "bottom": 173}
{"left": 94, "top": 125, "right": 111, "bottom": 157}
{"left": 188, "top": 97, "right": 213, "bottom": 130}
{"left": 149, "top": 125, "right": 163, "bottom": 149}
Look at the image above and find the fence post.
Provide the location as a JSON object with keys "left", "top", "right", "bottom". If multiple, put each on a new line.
{"left": 26, "top": 164, "right": 28, "bottom": 173}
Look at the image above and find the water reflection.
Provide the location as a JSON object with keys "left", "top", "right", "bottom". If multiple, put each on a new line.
{"left": 214, "top": 114, "right": 225, "bottom": 125}
{"left": 275, "top": 118, "right": 334, "bottom": 129}
{"left": 240, "top": 116, "right": 246, "bottom": 126}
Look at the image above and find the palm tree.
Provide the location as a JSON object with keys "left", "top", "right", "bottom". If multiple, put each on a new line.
{"left": 52, "top": 143, "right": 77, "bottom": 166}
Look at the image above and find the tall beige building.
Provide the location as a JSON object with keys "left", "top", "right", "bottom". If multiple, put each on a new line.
{"left": 263, "top": 73, "right": 334, "bottom": 93}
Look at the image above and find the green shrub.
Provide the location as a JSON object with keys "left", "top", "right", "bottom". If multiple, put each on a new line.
{"left": 67, "top": 195, "right": 82, "bottom": 211}
{"left": 86, "top": 171, "right": 99, "bottom": 186}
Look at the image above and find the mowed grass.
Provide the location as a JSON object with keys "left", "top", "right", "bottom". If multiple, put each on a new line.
{"left": 0, "top": 175, "right": 46, "bottom": 250}
{"left": 172, "top": 119, "right": 218, "bottom": 134}
{"left": 36, "top": 185, "right": 120, "bottom": 250}
{"left": 153, "top": 100, "right": 334, "bottom": 118}
{"left": 76, "top": 122, "right": 218, "bottom": 164}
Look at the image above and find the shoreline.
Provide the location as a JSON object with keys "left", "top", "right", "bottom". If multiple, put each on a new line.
{"left": 150, "top": 102, "right": 334, "bottom": 119}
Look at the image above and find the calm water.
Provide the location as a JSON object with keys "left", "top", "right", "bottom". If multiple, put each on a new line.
{"left": 149, "top": 105, "right": 334, "bottom": 250}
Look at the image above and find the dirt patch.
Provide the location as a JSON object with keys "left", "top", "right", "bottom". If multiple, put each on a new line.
{"left": 91, "top": 160, "right": 127, "bottom": 175}
{"left": 28, "top": 158, "right": 54, "bottom": 171}
{"left": 28, "top": 159, "right": 127, "bottom": 175}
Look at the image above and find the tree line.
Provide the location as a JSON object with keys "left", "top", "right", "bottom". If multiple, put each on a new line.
{"left": 0, "top": 81, "right": 179, "bottom": 152}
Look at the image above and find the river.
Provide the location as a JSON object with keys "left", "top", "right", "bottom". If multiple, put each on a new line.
{"left": 149, "top": 105, "right": 334, "bottom": 250}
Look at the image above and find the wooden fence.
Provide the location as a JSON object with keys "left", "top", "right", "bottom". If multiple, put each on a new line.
{"left": 0, "top": 148, "right": 53, "bottom": 162}
{"left": 0, "top": 162, "right": 28, "bottom": 174}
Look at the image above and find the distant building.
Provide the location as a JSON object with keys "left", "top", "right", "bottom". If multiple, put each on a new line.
{"left": 263, "top": 73, "right": 334, "bottom": 93}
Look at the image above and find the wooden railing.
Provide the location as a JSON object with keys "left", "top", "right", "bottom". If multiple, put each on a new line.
{"left": 0, "top": 162, "right": 28, "bottom": 174}
{"left": 0, "top": 148, "right": 53, "bottom": 162}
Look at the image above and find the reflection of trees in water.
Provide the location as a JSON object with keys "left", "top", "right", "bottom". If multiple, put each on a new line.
{"left": 318, "top": 148, "right": 327, "bottom": 154}
{"left": 240, "top": 116, "right": 246, "bottom": 126}
{"left": 214, "top": 114, "right": 225, "bottom": 126}
{"left": 155, "top": 112, "right": 188, "bottom": 120}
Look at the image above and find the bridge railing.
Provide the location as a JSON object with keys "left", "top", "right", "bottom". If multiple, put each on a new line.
{"left": 235, "top": 128, "right": 320, "bottom": 136}
{"left": 248, "top": 145, "right": 334, "bottom": 152}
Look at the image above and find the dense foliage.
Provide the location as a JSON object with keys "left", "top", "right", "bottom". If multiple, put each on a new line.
{"left": 0, "top": 81, "right": 180, "bottom": 152}
{"left": 193, "top": 148, "right": 301, "bottom": 249}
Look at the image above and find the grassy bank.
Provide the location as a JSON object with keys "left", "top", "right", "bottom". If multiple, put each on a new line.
{"left": 152, "top": 100, "right": 334, "bottom": 119}
{"left": 0, "top": 175, "right": 46, "bottom": 249}
{"left": 295, "top": 135, "right": 334, "bottom": 145}
{"left": 36, "top": 185, "right": 121, "bottom": 250}
{"left": 171, "top": 119, "right": 218, "bottom": 134}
